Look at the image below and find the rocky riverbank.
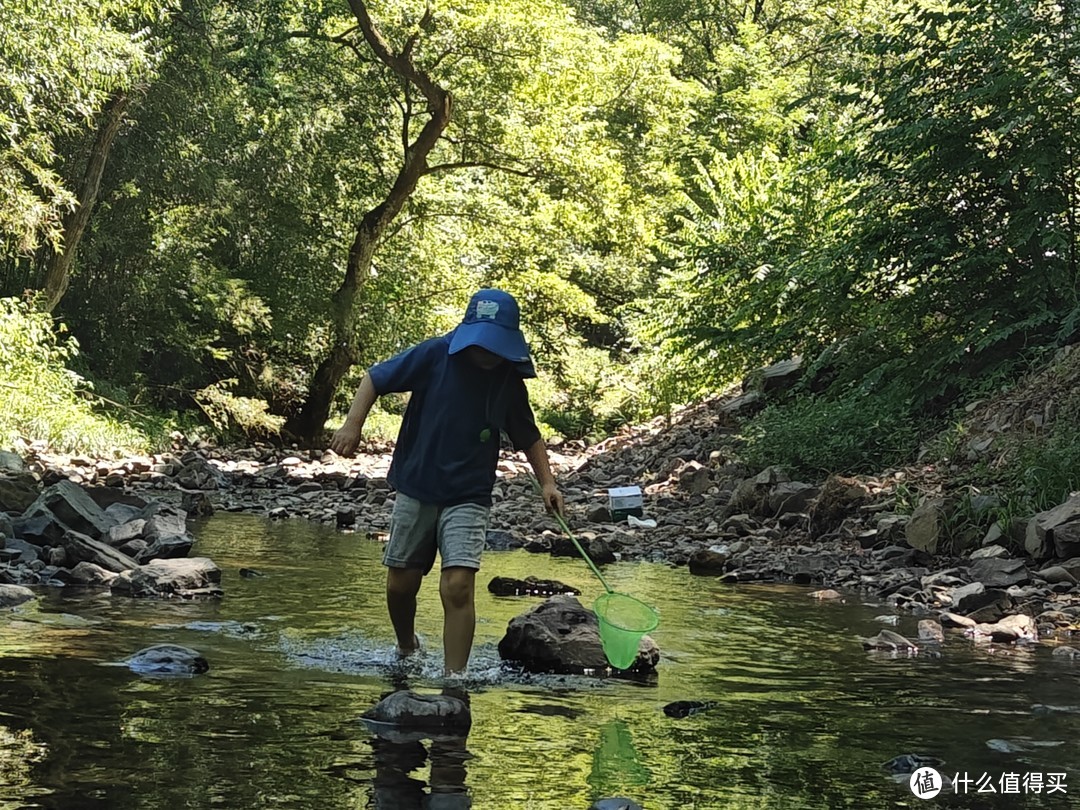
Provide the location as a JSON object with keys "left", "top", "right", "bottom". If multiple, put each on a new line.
{"left": 4, "top": 375, "right": 1080, "bottom": 659}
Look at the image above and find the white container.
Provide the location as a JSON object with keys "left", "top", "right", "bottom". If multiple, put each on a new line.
{"left": 608, "top": 485, "right": 644, "bottom": 521}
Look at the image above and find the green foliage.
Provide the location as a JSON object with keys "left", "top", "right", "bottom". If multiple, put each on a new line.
{"left": 741, "top": 390, "right": 921, "bottom": 476}
{"left": 0, "top": 0, "right": 159, "bottom": 255}
{"left": 0, "top": 297, "right": 146, "bottom": 453}
{"left": 528, "top": 344, "right": 638, "bottom": 440}
{"left": 194, "top": 379, "right": 284, "bottom": 441}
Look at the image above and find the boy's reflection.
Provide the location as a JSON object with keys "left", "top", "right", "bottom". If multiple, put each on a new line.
{"left": 370, "top": 732, "right": 471, "bottom": 810}
{"left": 366, "top": 686, "right": 472, "bottom": 810}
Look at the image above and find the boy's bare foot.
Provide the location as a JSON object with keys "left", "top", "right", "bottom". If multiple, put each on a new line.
{"left": 395, "top": 634, "right": 422, "bottom": 658}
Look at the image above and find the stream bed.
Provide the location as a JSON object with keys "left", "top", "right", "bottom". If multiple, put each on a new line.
{"left": 0, "top": 513, "right": 1077, "bottom": 809}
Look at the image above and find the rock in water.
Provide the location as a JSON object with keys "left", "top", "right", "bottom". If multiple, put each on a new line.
{"left": 663, "top": 700, "right": 717, "bottom": 718}
{"left": 488, "top": 576, "right": 580, "bottom": 597}
{"left": 361, "top": 690, "right": 471, "bottom": 732}
{"left": 882, "top": 754, "right": 945, "bottom": 775}
{"left": 127, "top": 644, "right": 209, "bottom": 675}
{"left": 590, "top": 799, "right": 644, "bottom": 810}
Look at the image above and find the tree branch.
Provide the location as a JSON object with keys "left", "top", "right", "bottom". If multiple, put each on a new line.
{"left": 424, "top": 160, "right": 537, "bottom": 178}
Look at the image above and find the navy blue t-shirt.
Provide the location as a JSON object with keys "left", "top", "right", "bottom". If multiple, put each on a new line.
{"left": 367, "top": 334, "right": 542, "bottom": 507}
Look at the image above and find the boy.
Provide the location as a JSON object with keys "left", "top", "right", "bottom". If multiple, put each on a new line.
{"left": 329, "top": 289, "right": 565, "bottom": 675}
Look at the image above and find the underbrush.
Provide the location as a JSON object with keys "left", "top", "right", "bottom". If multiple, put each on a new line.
{"left": 0, "top": 298, "right": 153, "bottom": 455}
{"left": 740, "top": 388, "right": 922, "bottom": 477}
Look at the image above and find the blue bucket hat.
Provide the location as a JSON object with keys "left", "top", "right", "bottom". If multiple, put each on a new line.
{"left": 448, "top": 289, "right": 536, "bottom": 377}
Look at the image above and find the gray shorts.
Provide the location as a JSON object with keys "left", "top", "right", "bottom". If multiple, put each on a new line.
{"left": 384, "top": 494, "right": 489, "bottom": 573}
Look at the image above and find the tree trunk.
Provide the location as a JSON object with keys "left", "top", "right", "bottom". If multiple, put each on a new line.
{"left": 286, "top": 1, "right": 452, "bottom": 442}
{"left": 40, "top": 91, "right": 131, "bottom": 313}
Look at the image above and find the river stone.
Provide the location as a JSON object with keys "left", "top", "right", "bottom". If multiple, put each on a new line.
{"left": 127, "top": 644, "right": 209, "bottom": 675}
{"left": 488, "top": 576, "right": 580, "bottom": 597}
{"left": 918, "top": 620, "right": 945, "bottom": 642}
{"left": 68, "top": 561, "right": 119, "bottom": 586}
{"left": 862, "top": 630, "right": 918, "bottom": 651}
{"left": 1, "top": 536, "right": 39, "bottom": 565}
{"left": 361, "top": 690, "right": 470, "bottom": 731}
{"left": 550, "top": 536, "right": 615, "bottom": 565}
{"left": 104, "top": 519, "right": 146, "bottom": 547}
{"left": 134, "top": 533, "right": 194, "bottom": 563}
{"left": 969, "top": 558, "right": 1029, "bottom": 588}
{"left": 1052, "top": 646, "right": 1080, "bottom": 659}
{"left": 0, "top": 451, "right": 23, "bottom": 473}
{"left": 60, "top": 530, "right": 139, "bottom": 573}
{"left": 484, "top": 530, "right": 522, "bottom": 551}
{"left": 24, "top": 480, "right": 114, "bottom": 540}
{"left": 1026, "top": 494, "right": 1080, "bottom": 559}
{"left": 0, "top": 584, "right": 35, "bottom": 607}
{"left": 175, "top": 457, "right": 223, "bottom": 490}
{"left": 498, "top": 595, "right": 659, "bottom": 674}
{"left": 905, "top": 497, "right": 949, "bottom": 554}
{"left": 590, "top": 799, "right": 644, "bottom": 810}
{"left": 0, "top": 473, "right": 40, "bottom": 514}
{"left": 110, "top": 557, "right": 222, "bottom": 599}
{"left": 1036, "top": 566, "right": 1078, "bottom": 585}
{"left": 688, "top": 549, "right": 727, "bottom": 575}
{"left": 140, "top": 502, "right": 188, "bottom": 540}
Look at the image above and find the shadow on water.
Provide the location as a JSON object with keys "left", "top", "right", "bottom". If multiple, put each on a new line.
{"left": 0, "top": 513, "right": 1078, "bottom": 808}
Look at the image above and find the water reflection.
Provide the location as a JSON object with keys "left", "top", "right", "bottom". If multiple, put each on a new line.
{"left": 368, "top": 732, "right": 471, "bottom": 810}
{"left": 0, "top": 513, "right": 1077, "bottom": 808}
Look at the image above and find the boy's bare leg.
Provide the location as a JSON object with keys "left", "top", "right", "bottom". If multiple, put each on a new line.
{"left": 386, "top": 567, "right": 424, "bottom": 654}
{"left": 440, "top": 566, "right": 477, "bottom": 674}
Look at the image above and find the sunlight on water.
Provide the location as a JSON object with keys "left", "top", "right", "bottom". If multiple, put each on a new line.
{"left": 0, "top": 512, "right": 1077, "bottom": 808}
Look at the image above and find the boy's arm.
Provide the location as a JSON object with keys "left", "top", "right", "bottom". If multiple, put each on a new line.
{"left": 524, "top": 437, "right": 564, "bottom": 517}
{"left": 329, "top": 372, "right": 377, "bottom": 457}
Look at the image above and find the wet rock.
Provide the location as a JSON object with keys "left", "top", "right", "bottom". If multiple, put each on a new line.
{"left": 119, "top": 538, "right": 148, "bottom": 558}
{"left": 484, "top": 530, "right": 522, "bottom": 551}
{"left": 335, "top": 507, "right": 356, "bottom": 529}
{"left": 662, "top": 700, "right": 717, "bottom": 718}
{"left": 498, "top": 595, "right": 659, "bottom": 674}
{"left": 810, "top": 589, "right": 842, "bottom": 600}
{"left": 550, "top": 536, "right": 615, "bottom": 565}
{"left": 104, "top": 519, "right": 146, "bottom": 547}
{"left": 68, "top": 561, "right": 118, "bottom": 586}
{"left": 1052, "top": 646, "right": 1080, "bottom": 659}
{"left": 918, "top": 620, "right": 945, "bottom": 642}
{"left": 135, "top": 534, "right": 194, "bottom": 563}
{"left": 688, "top": 550, "right": 727, "bottom": 576}
{"left": 361, "top": 689, "right": 470, "bottom": 732}
{"left": 862, "top": 630, "right": 918, "bottom": 652}
{"left": 181, "top": 491, "right": 215, "bottom": 517}
{"left": 24, "top": 480, "right": 115, "bottom": 540}
{"left": 127, "top": 644, "right": 209, "bottom": 675}
{"left": 60, "top": 530, "right": 139, "bottom": 573}
{"left": 488, "top": 576, "right": 580, "bottom": 597}
{"left": 882, "top": 754, "right": 945, "bottom": 775}
{"left": 1, "top": 537, "right": 39, "bottom": 565}
{"left": 0, "top": 583, "right": 35, "bottom": 607}
{"left": 111, "top": 557, "right": 222, "bottom": 599}
{"left": 140, "top": 502, "right": 188, "bottom": 540}
{"left": 590, "top": 799, "right": 644, "bottom": 810}
{"left": 239, "top": 567, "right": 265, "bottom": 578}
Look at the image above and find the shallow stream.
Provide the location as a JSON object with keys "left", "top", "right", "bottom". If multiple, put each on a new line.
{"left": 0, "top": 514, "right": 1077, "bottom": 808}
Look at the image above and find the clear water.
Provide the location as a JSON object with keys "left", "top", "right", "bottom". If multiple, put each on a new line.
{"left": 0, "top": 513, "right": 1077, "bottom": 809}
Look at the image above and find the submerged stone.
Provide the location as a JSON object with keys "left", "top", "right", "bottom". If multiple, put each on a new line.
{"left": 127, "top": 644, "right": 209, "bottom": 675}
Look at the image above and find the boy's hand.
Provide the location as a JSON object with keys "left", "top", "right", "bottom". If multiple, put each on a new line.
{"left": 541, "top": 483, "right": 565, "bottom": 517}
{"left": 329, "top": 422, "right": 362, "bottom": 457}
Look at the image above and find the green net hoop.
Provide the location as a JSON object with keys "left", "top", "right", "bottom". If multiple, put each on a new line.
{"left": 594, "top": 592, "right": 660, "bottom": 670}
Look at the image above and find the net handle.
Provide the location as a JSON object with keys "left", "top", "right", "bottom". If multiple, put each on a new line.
{"left": 528, "top": 474, "right": 613, "bottom": 594}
